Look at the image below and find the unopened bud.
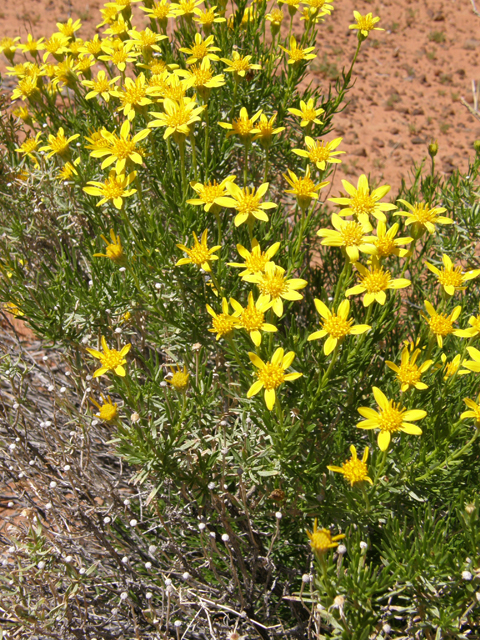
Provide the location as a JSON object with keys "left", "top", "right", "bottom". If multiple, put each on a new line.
{"left": 474, "top": 140, "right": 480, "bottom": 155}
{"left": 428, "top": 139, "right": 438, "bottom": 158}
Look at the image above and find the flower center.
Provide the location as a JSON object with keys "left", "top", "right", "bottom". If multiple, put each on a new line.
{"left": 438, "top": 267, "right": 464, "bottom": 288}
{"left": 112, "top": 138, "right": 137, "bottom": 159}
{"left": 246, "top": 251, "right": 269, "bottom": 273}
{"left": 190, "top": 43, "right": 208, "bottom": 59}
{"left": 106, "top": 244, "right": 124, "bottom": 262}
{"left": 428, "top": 312, "right": 453, "bottom": 336}
{"left": 269, "top": 9, "right": 283, "bottom": 24}
{"left": 99, "top": 403, "right": 118, "bottom": 421}
{"left": 170, "top": 371, "right": 189, "bottom": 389}
{"left": 51, "top": 134, "right": 69, "bottom": 155}
{"left": 292, "top": 176, "right": 315, "bottom": 196}
{"left": 309, "top": 144, "right": 330, "bottom": 162}
{"left": 357, "top": 15, "right": 376, "bottom": 31}
{"left": 232, "top": 117, "right": 254, "bottom": 137}
{"left": 378, "top": 403, "right": 405, "bottom": 432}
{"left": 289, "top": 47, "right": 305, "bottom": 62}
{"left": 19, "top": 78, "right": 39, "bottom": 96}
{"left": 192, "top": 65, "right": 213, "bottom": 85}
{"left": 397, "top": 363, "right": 421, "bottom": 386}
{"left": 164, "top": 82, "right": 186, "bottom": 101}
{"left": 103, "top": 176, "right": 127, "bottom": 199}
{"left": 94, "top": 77, "right": 111, "bottom": 93}
{"left": 231, "top": 57, "right": 251, "bottom": 72}
{"left": 374, "top": 235, "right": 396, "bottom": 257}
{"left": 258, "top": 272, "right": 287, "bottom": 298}
{"left": 138, "top": 31, "right": 157, "bottom": 47}
{"left": 350, "top": 190, "right": 376, "bottom": 216}
{"left": 322, "top": 313, "right": 354, "bottom": 339}
{"left": 257, "top": 362, "right": 285, "bottom": 390}
{"left": 178, "top": 0, "right": 196, "bottom": 14}
{"left": 123, "top": 84, "right": 147, "bottom": 106}
{"left": 471, "top": 316, "right": 480, "bottom": 333}
{"left": 189, "top": 243, "right": 210, "bottom": 265}
{"left": 212, "top": 314, "right": 235, "bottom": 336}
{"left": 22, "top": 138, "right": 38, "bottom": 153}
{"left": 236, "top": 191, "right": 261, "bottom": 216}
{"left": 444, "top": 360, "right": 459, "bottom": 378}
{"left": 240, "top": 306, "right": 264, "bottom": 331}
{"left": 341, "top": 458, "right": 368, "bottom": 484}
{"left": 340, "top": 221, "right": 365, "bottom": 246}
{"left": 302, "top": 108, "right": 317, "bottom": 122}
{"left": 361, "top": 267, "right": 391, "bottom": 293}
{"left": 100, "top": 349, "right": 125, "bottom": 370}
{"left": 200, "top": 181, "right": 224, "bottom": 203}
{"left": 410, "top": 203, "right": 436, "bottom": 224}
{"left": 86, "top": 40, "right": 103, "bottom": 55}
{"left": 309, "top": 530, "right": 333, "bottom": 552}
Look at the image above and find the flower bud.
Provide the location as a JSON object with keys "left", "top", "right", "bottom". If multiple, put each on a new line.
{"left": 428, "top": 140, "right": 438, "bottom": 158}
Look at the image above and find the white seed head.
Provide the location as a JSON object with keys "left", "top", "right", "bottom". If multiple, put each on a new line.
{"left": 382, "top": 623, "right": 391, "bottom": 635}
{"left": 462, "top": 570, "right": 473, "bottom": 581}
{"left": 337, "top": 544, "right": 347, "bottom": 555}
{"left": 208, "top": 482, "right": 215, "bottom": 490}
{"left": 120, "top": 592, "right": 128, "bottom": 600}
{"left": 174, "top": 621, "right": 182, "bottom": 628}
{"left": 182, "top": 572, "right": 190, "bottom": 580}
{"left": 64, "top": 556, "right": 73, "bottom": 563}
{"left": 302, "top": 574, "right": 311, "bottom": 583}
{"left": 122, "top": 556, "right": 129, "bottom": 564}
{"left": 146, "top": 591, "right": 153, "bottom": 599}
{"left": 37, "top": 561, "right": 46, "bottom": 570}
{"left": 148, "top": 545, "right": 157, "bottom": 555}
{"left": 221, "top": 533, "right": 229, "bottom": 542}
{"left": 104, "top": 517, "right": 111, "bottom": 524}
{"left": 165, "top": 578, "right": 172, "bottom": 586}
{"left": 49, "top": 481, "right": 57, "bottom": 489}
{"left": 129, "top": 519, "right": 138, "bottom": 527}
{"left": 145, "top": 562, "right": 152, "bottom": 569}
{"left": 48, "top": 385, "right": 55, "bottom": 392}
{"left": 79, "top": 568, "right": 86, "bottom": 574}
{"left": 64, "top": 465, "right": 71, "bottom": 471}
{"left": 360, "top": 541, "right": 368, "bottom": 550}
{"left": 275, "top": 511, "right": 282, "bottom": 519}
{"left": 198, "top": 523, "right": 206, "bottom": 531}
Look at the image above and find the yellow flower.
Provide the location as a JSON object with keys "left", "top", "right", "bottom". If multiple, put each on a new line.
{"left": 303, "top": 0, "right": 335, "bottom": 16}
{"left": 127, "top": 27, "right": 168, "bottom": 58}
{"left": 83, "top": 171, "right": 137, "bottom": 209}
{"left": 171, "top": 0, "right": 204, "bottom": 18}
{"left": 39, "top": 127, "right": 80, "bottom": 160}
{"left": 90, "top": 394, "right": 118, "bottom": 422}
{"left": 82, "top": 70, "right": 120, "bottom": 102}
{"left": 266, "top": 7, "right": 284, "bottom": 32}
{"left": 176, "top": 230, "right": 221, "bottom": 272}
{"left": 247, "top": 347, "right": 302, "bottom": 410}
{"left": 306, "top": 519, "right": 345, "bottom": 555}
{"left": 219, "top": 106, "right": 263, "bottom": 141}
{"left": 288, "top": 98, "right": 323, "bottom": 127}
{"left": 86, "top": 336, "right": 131, "bottom": 378}
{"left": 11, "top": 75, "right": 41, "bottom": 102}
{"left": 193, "top": 5, "right": 226, "bottom": 32}
{"left": 149, "top": 97, "right": 205, "bottom": 140}
{"left": 166, "top": 364, "right": 190, "bottom": 391}
{"left": 252, "top": 113, "right": 285, "bottom": 149}
{"left": 19, "top": 35, "right": 45, "bottom": 58}
{"left": 221, "top": 182, "right": 277, "bottom": 227}
{"left": 206, "top": 298, "right": 238, "bottom": 340}
{"left": 57, "top": 158, "right": 80, "bottom": 182}
{"left": 42, "top": 33, "right": 70, "bottom": 62}
{"left": 103, "top": 15, "right": 133, "bottom": 38}
{"left": 187, "top": 175, "right": 236, "bottom": 213}
{"left": 79, "top": 35, "right": 104, "bottom": 58}
{"left": 460, "top": 396, "right": 480, "bottom": 426}
{"left": 228, "top": 239, "right": 280, "bottom": 278}
{"left": 111, "top": 73, "right": 157, "bottom": 121}
{"left": 463, "top": 303, "right": 480, "bottom": 339}
{"left": 99, "top": 41, "right": 140, "bottom": 72}
{"left": 357, "top": 386, "right": 426, "bottom": 451}
{"left": 94, "top": 229, "right": 126, "bottom": 265}
{"left": 425, "top": 254, "right": 480, "bottom": 296}
{"left": 372, "top": 221, "right": 412, "bottom": 259}
{"left": 463, "top": 346, "right": 480, "bottom": 373}
{"left": 0, "top": 37, "right": 21, "bottom": 62}
{"left": 175, "top": 58, "right": 225, "bottom": 100}
{"left": 386, "top": 346, "right": 433, "bottom": 392}
{"left": 179, "top": 33, "right": 220, "bottom": 64}
{"left": 395, "top": 199, "right": 453, "bottom": 237}
{"left": 293, "top": 136, "right": 344, "bottom": 171}
{"left": 345, "top": 257, "right": 411, "bottom": 306}
{"left": 329, "top": 174, "right": 396, "bottom": 227}
{"left": 141, "top": 0, "right": 174, "bottom": 30}
{"left": 13, "top": 106, "right": 34, "bottom": 124}
{"left": 279, "top": 35, "right": 316, "bottom": 64}
{"left": 84, "top": 128, "right": 113, "bottom": 152}
{"left": 440, "top": 353, "right": 470, "bottom": 379}
{"left": 308, "top": 298, "right": 370, "bottom": 355}
{"left": 90, "top": 120, "right": 149, "bottom": 174}
{"left": 56, "top": 18, "right": 82, "bottom": 37}
{"left": 229, "top": 292, "right": 277, "bottom": 346}
{"left": 422, "top": 300, "right": 465, "bottom": 348}
{"left": 246, "top": 262, "right": 307, "bottom": 317}
{"left": 278, "top": 0, "right": 302, "bottom": 16}
{"left": 317, "top": 213, "right": 376, "bottom": 263}
{"left": 283, "top": 166, "right": 328, "bottom": 210}
{"left": 4, "top": 302, "right": 24, "bottom": 317}
{"left": 220, "top": 51, "right": 261, "bottom": 80}
{"left": 327, "top": 446, "right": 373, "bottom": 486}
{"left": 349, "top": 11, "right": 383, "bottom": 38}
{"left": 15, "top": 132, "right": 42, "bottom": 162}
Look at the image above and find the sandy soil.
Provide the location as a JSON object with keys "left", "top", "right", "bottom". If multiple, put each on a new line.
{"left": 1, "top": 0, "right": 480, "bottom": 193}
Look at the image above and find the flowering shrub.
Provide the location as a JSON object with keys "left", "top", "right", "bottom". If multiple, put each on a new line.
{"left": 1, "top": 0, "right": 480, "bottom": 637}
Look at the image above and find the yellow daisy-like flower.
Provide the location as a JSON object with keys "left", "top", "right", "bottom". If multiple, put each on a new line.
{"left": 317, "top": 213, "right": 376, "bottom": 263}
{"left": 141, "top": 0, "right": 174, "bottom": 30}
{"left": 90, "top": 394, "right": 118, "bottom": 422}
{"left": 220, "top": 51, "right": 261, "bottom": 80}
{"left": 463, "top": 346, "right": 480, "bottom": 373}
{"left": 246, "top": 262, "right": 308, "bottom": 317}
{"left": 278, "top": 0, "right": 302, "bottom": 16}
{"left": 372, "top": 221, "right": 412, "bottom": 259}
{"left": 283, "top": 166, "right": 328, "bottom": 210}
{"left": 440, "top": 353, "right": 470, "bottom": 379}
{"left": 42, "top": 33, "right": 70, "bottom": 62}
{"left": 279, "top": 35, "right": 316, "bottom": 64}
{"left": 82, "top": 69, "right": 120, "bottom": 101}
{"left": 99, "top": 40, "right": 139, "bottom": 72}
{"left": 463, "top": 303, "right": 480, "bottom": 339}
{"left": 13, "top": 106, "right": 34, "bottom": 124}
{"left": 221, "top": 181, "right": 277, "bottom": 227}
{"left": 460, "top": 396, "right": 480, "bottom": 426}
{"left": 288, "top": 98, "right": 324, "bottom": 128}
{"left": 308, "top": 298, "right": 370, "bottom": 355}
{"left": 219, "top": 106, "right": 263, "bottom": 141}
{"left": 0, "top": 36, "right": 21, "bottom": 62}
{"left": 166, "top": 364, "right": 189, "bottom": 391}
{"left": 247, "top": 347, "right": 302, "bottom": 410}
{"left": 15, "top": 132, "right": 42, "bottom": 162}
{"left": 266, "top": 8, "right": 284, "bottom": 34}
{"left": 303, "top": 0, "right": 334, "bottom": 15}
{"left": 193, "top": 6, "right": 226, "bottom": 32}
{"left": 149, "top": 97, "right": 205, "bottom": 140}
{"left": 206, "top": 298, "right": 238, "bottom": 340}
{"left": 86, "top": 336, "right": 131, "bottom": 378}
{"left": 90, "top": 120, "right": 149, "bottom": 174}
{"left": 329, "top": 174, "right": 397, "bottom": 227}
{"left": 422, "top": 300, "right": 466, "bottom": 348}
{"left": 425, "top": 254, "right": 480, "bottom": 296}
{"left": 252, "top": 113, "right": 285, "bottom": 149}
{"left": 293, "top": 136, "right": 344, "bottom": 171}
{"left": 179, "top": 33, "right": 220, "bottom": 64}
{"left": 229, "top": 292, "right": 277, "bottom": 346}
{"left": 349, "top": 11, "right": 383, "bottom": 38}
{"left": 111, "top": 73, "right": 157, "bottom": 121}
{"left": 385, "top": 346, "right": 433, "bottom": 392}
{"left": 83, "top": 171, "right": 137, "bottom": 209}
{"left": 175, "top": 58, "right": 225, "bottom": 99}
{"left": 127, "top": 27, "right": 168, "bottom": 58}
{"left": 11, "top": 75, "right": 41, "bottom": 102}
{"left": 357, "top": 386, "right": 426, "bottom": 451}
{"left": 4, "top": 302, "right": 24, "bottom": 317}
{"left": 345, "top": 257, "right": 411, "bottom": 306}
{"left": 306, "top": 519, "right": 345, "bottom": 555}
{"left": 19, "top": 35, "right": 45, "bottom": 58}
{"left": 84, "top": 128, "right": 113, "bottom": 152}
{"left": 327, "top": 446, "right": 373, "bottom": 486}
{"left": 93, "top": 229, "right": 126, "bottom": 265}
{"left": 395, "top": 199, "right": 453, "bottom": 238}
{"left": 56, "top": 18, "right": 82, "bottom": 37}
{"left": 39, "top": 127, "right": 80, "bottom": 160}
{"left": 228, "top": 239, "right": 280, "bottom": 278}
{"left": 79, "top": 35, "right": 104, "bottom": 58}
{"left": 57, "top": 158, "right": 80, "bottom": 182}
{"left": 176, "top": 230, "right": 220, "bottom": 272}
{"left": 171, "top": 0, "right": 204, "bottom": 18}
{"left": 187, "top": 175, "right": 236, "bottom": 213}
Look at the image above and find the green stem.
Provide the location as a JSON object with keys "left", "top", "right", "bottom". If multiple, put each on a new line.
{"left": 332, "top": 258, "right": 351, "bottom": 309}
{"left": 243, "top": 139, "right": 250, "bottom": 187}
{"left": 189, "top": 130, "right": 198, "bottom": 181}
{"left": 166, "top": 137, "right": 174, "bottom": 175}
{"left": 179, "top": 138, "right": 187, "bottom": 197}
{"left": 416, "top": 429, "right": 480, "bottom": 482}
{"left": 209, "top": 269, "right": 222, "bottom": 296}
{"left": 320, "top": 345, "right": 339, "bottom": 387}
{"left": 263, "top": 147, "right": 269, "bottom": 183}
{"left": 374, "top": 449, "right": 388, "bottom": 484}
{"left": 214, "top": 209, "right": 222, "bottom": 246}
